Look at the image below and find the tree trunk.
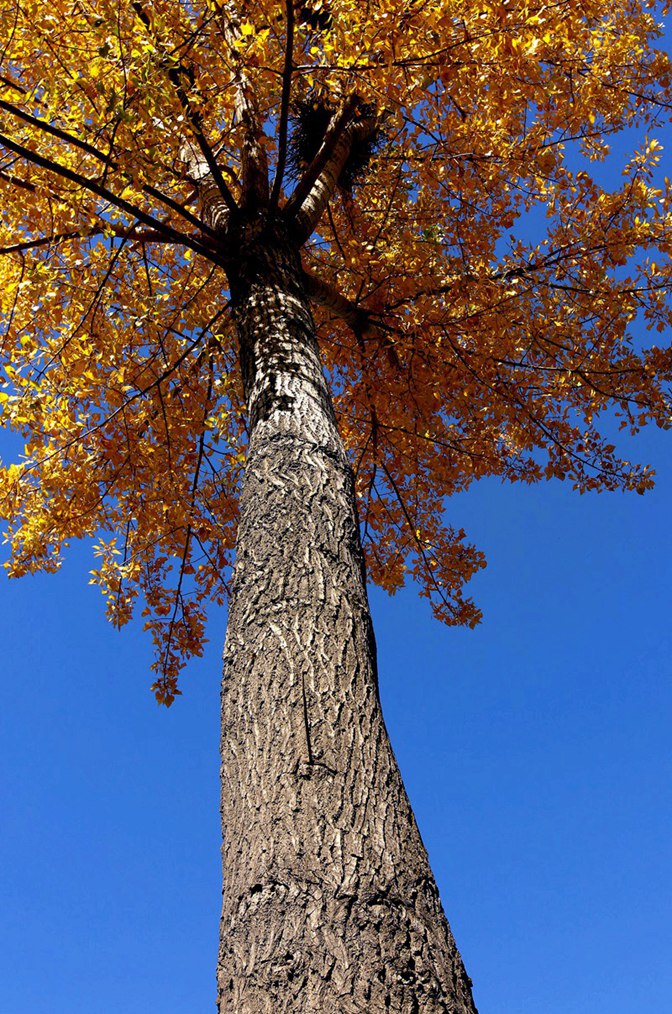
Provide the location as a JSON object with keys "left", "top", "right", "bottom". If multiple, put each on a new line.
{"left": 218, "top": 223, "right": 477, "bottom": 1013}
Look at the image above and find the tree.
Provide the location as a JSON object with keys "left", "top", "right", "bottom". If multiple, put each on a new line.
{"left": 1, "top": 0, "right": 671, "bottom": 1010}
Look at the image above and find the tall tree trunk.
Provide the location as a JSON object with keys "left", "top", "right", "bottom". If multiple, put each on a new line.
{"left": 218, "top": 223, "right": 477, "bottom": 1013}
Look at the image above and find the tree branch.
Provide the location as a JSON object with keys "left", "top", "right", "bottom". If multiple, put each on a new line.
{"left": 284, "top": 96, "right": 358, "bottom": 216}
{"left": 269, "top": 0, "right": 295, "bottom": 213}
{"left": 378, "top": 458, "right": 463, "bottom": 620}
{"left": 0, "top": 229, "right": 93, "bottom": 255}
{"left": 0, "top": 224, "right": 181, "bottom": 257}
{"left": 0, "top": 97, "right": 217, "bottom": 236}
{"left": 302, "top": 268, "right": 395, "bottom": 346}
{"left": 285, "top": 99, "right": 378, "bottom": 243}
{"left": 131, "top": 0, "right": 238, "bottom": 217}
{"left": 179, "top": 139, "right": 234, "bottom": 234}
{"left": 0, "top": 130, "right": 218, "bottom": 262}
{"left": 213, "top": 2, "right": 269, "bottom": 210}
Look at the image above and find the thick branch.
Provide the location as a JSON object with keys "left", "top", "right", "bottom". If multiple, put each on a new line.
{"left": 284, "top": 96, "right": 359, "bottom": 217}
{"left": 303, "top": 268, "right": 393, "bottom": 343}
{"left": 180, "top": 139, "right": 234, "bottom": 234}
{"left": 215, "top": 2, "right": 269, "bottom": 211}
{"left": 285, "top": 101, "right": 377, "bottom": 243}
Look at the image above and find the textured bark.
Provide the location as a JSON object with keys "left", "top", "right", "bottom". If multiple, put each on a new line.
{"left": 218, "top": 223, "right": 477, "bottom": 1013}
{"left": 290, "top": 113, "right": 377, "bottom": 244}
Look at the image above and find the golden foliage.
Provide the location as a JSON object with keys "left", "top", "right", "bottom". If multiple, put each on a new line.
{"left": 1, "top": 0, "right": 671, "bottom": 701}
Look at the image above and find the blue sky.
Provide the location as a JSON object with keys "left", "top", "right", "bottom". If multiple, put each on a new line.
{"left": 1, "top": 418, "right": 670, "bottom": 1013}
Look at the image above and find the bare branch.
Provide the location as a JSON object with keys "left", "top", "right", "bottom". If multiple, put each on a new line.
{"left": 269, "top": 0, "right": 295, "bottom": 213}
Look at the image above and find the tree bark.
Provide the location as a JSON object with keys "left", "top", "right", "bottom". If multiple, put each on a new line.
{"left": 218, "top": 222, "right": 477, "bottom": 1013}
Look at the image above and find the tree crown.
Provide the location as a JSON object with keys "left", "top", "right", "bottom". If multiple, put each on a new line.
{"left": 1, "top": 0, "right": 671, "bottom": 701}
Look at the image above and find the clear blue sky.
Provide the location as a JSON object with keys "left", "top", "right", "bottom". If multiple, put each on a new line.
{"left": 1, "top": 420, "right": 670, "bottom": 1013}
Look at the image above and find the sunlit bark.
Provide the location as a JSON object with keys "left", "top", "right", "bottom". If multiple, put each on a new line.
{"left": 217, "top": 224, "right": 477, "bottom": 1012}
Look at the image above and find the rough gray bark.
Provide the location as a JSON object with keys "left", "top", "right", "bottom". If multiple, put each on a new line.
{"left": 217, "top": 221, "right": 477, "bottom": 1013}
